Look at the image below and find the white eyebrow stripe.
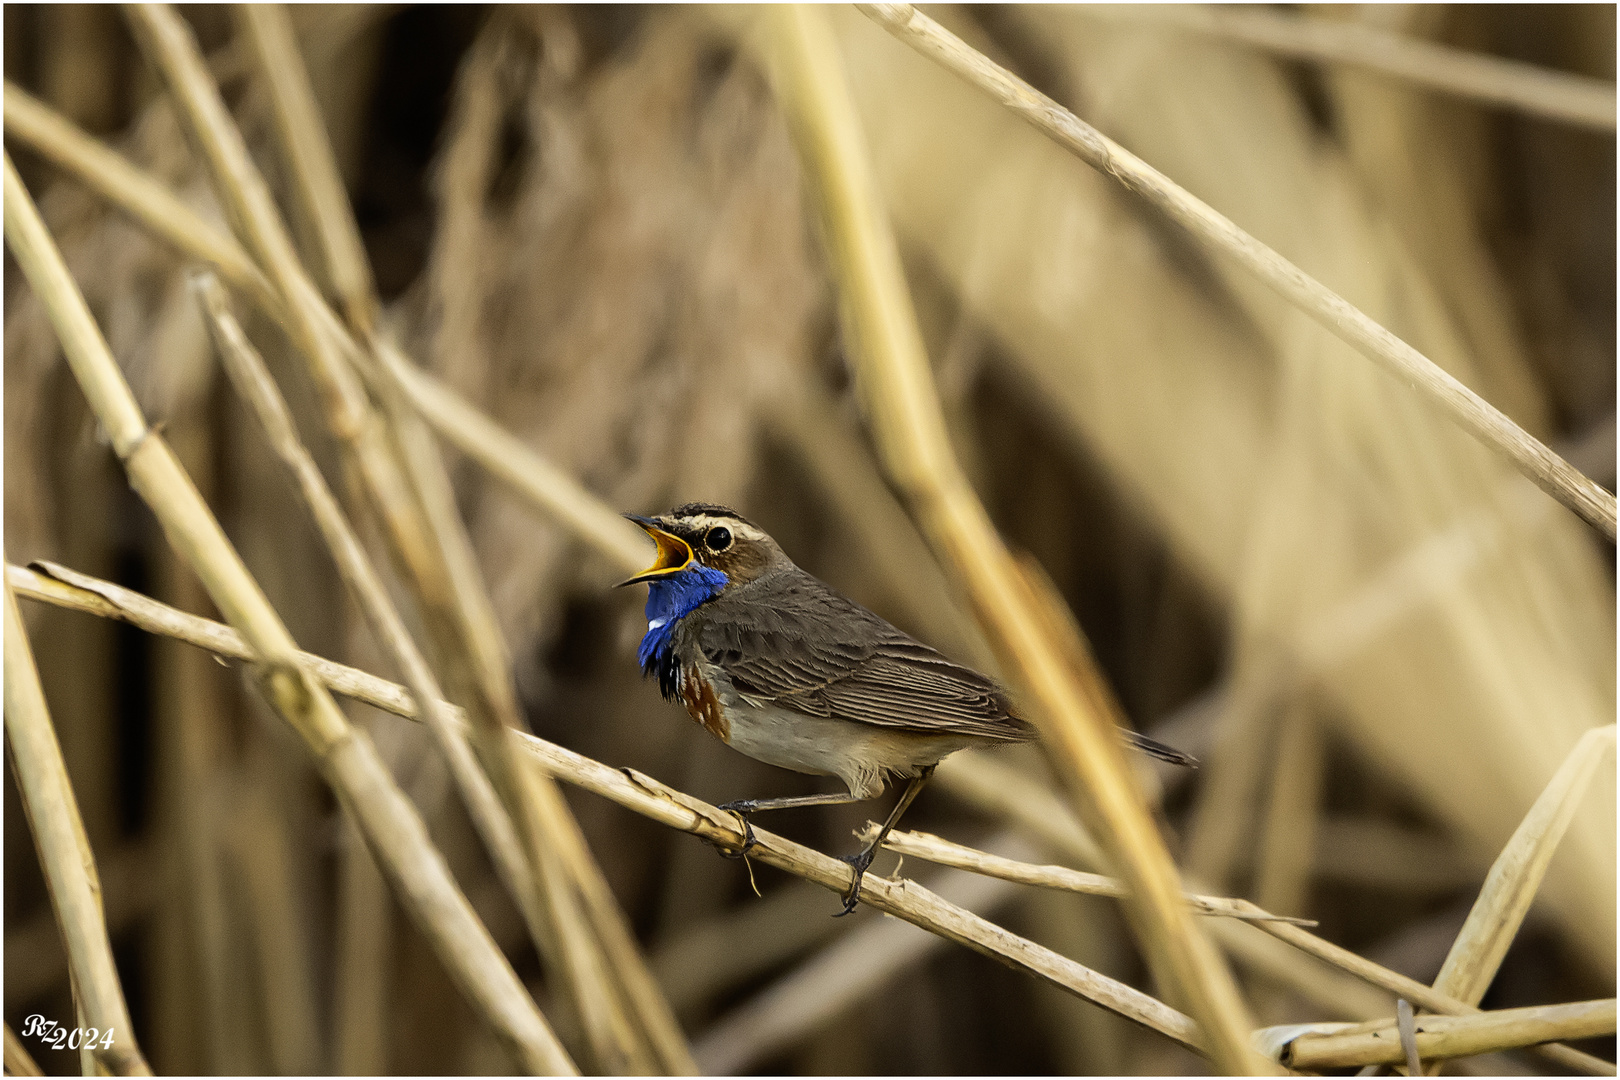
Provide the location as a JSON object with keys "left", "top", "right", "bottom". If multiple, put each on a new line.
{"left": 688, "top": 516, "right": 765, "bottom": 543}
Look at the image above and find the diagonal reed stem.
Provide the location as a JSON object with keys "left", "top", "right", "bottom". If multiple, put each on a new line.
{"left": 16, "top": 557, "right": 1617, "bottom": 1076}
{"left": 857, "top": 824, "right": 1316, "bottom": 926}
{"left": 4, "top": 582, "right": 151, "bottom": 1076}
{"left": 1, "top": 78, "right": 649, "bottom": 578}
{"left": 856, "top": 2, "right": 1616, "bottom": 540}
{"left": 121, "top": 6, "right": 682, "bottom": 1069}
{"left": 765, "top": 5, "right": 1266, "bottom": 1072}
{"left": 233, "top": 3, "right": 379, "bottom": 334}
{"left": 191, "top": 270, "right": 585, "bottom": 1060}
{"left": 8, "top": 559, "right": 1207, "bottom": 1054}
{"left": 1074, "top": 4, "right": 1616, "bottom": 130}
{"left": 239, "top": 7, "right": 682, "bottom": 1061}
{"left": 1279, "top": 998, "right": 1616, "bottom": 1069}
{"left": 1430, "top": 724, "right": 1615, "bottom": 1008}
{"left": 3, "top": 151, "right": 575, "bottom": 1077}
{"left": 8, "top": 76, "right": 1609, "bottom": 1076}
{"left": 923, "top": 727, "right": 1613, "bottom": 1075}
{"left": 3, "top": 1023, "right": 44, "bottom": 1077}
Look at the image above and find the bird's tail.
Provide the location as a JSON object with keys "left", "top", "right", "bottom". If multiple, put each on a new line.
{"left": 1124, "top": 729, "right": 1199, "bottom": 768}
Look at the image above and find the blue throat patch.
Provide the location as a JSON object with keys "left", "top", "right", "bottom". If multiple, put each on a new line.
{"left": 638, "top": 564, "right": 729, "bottom": 699}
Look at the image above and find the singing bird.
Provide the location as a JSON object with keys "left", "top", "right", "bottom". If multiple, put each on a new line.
{"left": 621, "top": 503, "right": 1194, "bottom": 914}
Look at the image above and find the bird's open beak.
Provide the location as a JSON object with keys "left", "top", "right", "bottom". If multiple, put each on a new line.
{"left": 618, "top": 514, "right": 694, "bottom": 586}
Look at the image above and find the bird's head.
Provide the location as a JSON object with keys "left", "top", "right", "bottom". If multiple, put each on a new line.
{"left": 619, "top": 503, "right": 784, "bottom": 592}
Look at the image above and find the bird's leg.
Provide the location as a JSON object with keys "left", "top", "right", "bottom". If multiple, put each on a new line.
{"left": 710, "top": 791, "right": 863, "bottom": 859}
{"left": 718, "top": 791, "right": 866, "bottom": 815}
{"left": 836, "top": 764, "right": 936, "bottom": 917}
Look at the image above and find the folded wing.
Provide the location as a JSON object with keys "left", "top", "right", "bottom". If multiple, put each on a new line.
{"left": 697, "top": 571, "right": 1033, "bottom": 742}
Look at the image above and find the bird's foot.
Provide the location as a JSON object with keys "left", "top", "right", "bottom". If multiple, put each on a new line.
{"left": 834, "top": 848, "right": 876, "bottom": 917}
{"left": 707, "top": 805, "right": 756, "bottom": 859}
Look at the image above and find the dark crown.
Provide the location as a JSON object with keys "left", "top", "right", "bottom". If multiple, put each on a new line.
{"left": 667, "top": 502, "right": 752, "bottom": 526}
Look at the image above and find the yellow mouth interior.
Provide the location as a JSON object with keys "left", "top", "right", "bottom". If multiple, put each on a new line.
{"left": 625, "top": 525, "right": 693, "bottom": 584}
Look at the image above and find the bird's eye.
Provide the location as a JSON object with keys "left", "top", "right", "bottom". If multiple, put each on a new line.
{"left": 705, "top": 526, "right": 732, "bottom": 552}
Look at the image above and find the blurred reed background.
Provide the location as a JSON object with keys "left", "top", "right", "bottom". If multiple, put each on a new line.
{"left": 3, "top": 4, "right": 1614, "bottom": 1075}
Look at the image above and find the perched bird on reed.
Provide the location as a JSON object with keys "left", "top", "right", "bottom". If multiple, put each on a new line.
{"left": 621, "top": 503, "right": 1195, "bottom": 913}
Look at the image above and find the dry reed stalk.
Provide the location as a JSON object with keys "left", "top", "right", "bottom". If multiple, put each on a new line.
{"left": 8, "top": 81, "right": 1606, "bottom": 1069}
{"left": 124, "top": 9, "right": 684, "bottom": 1066}
{"left": 380, "top": 355, "right": 650, "bottom": 574}
{"left": 146, "top": 415, "right": 236, "bottom": 1074}
{"left": 1, "top": 82, "right": 274, "bottom": 307}
{"left": 385, "top": 359, "right": 653, "bottom": 1076}
{"left": 3, "top": 1024, "right": 43, "bottom": 1078}
{"left": 1318, "top": 9, "right": 1551, "bottom": 437}
{"left": 1253, "top": 705, "right": 1324, "bottom": 921}
{"left": 4, "top": 843, "right": 154, "bottom": 1010}
{"left": 233, "top": 3, "right": 377, "bottom": 334}
{"left": 2, "top": 154, "right": 575, "bottom": 1077}
{"left": 333, "top": 811, "right": 391, "bottom": 1075}
{"left": 223, "top": 763, "right": 322, "bottom": 1075}
{"left": 935, "top": 756, "right": 1393, "bottom": 1024}
{"left": 19, "top": 553, "right": 1612, "bottom": 1074}
{"left": 1430, "top": 723, "right": 1616, "bottom": 1007}
{"left": 933, "top": 753, "right": 1106, "bottom": 871}
{"left": 2, "top": 582, "right": 150, "bottom": 1076}
{"left": 6, "top": 81, "right": 648, "bottom": 581}
{"left": 1397, "top": 997, "right": 1423, "bottom": 1076}
{"left": 1280, "top": 998, "right": 1616, "bottom": 1070}
{"left": 192, "top": 272, "right": 586, "bottom": 1059}
{"left": 509, "top": 753, "right": 1207, "bottom": 1056}
{"left": 1183, "top": 656, "right": 1289, "bottom": 890}
{"left": 934, "top": 738, "right": 1613, "bottom": 1074}
{"left": 5, "top": 81, "right": 677, "bottom": 1069}
{"left": 985, "top": 0, "right": 1611, "bottom": 968}
{"left": 231, "top": 13, "right": 689, "bottom": 1065}
{"left": 1233, "top": 900, "right": 1612, "bottom": 1076}
{"left": 0, "top": 89, "right": 718, "bottom": 1073}
{"left": 758, "top": 379, "right": 997, "bottom": 672}
{"left": 5, "top": 561, "right": 1207, "bottom": 1055}
{"left": 11, "top": 539, "right": 1606, "bottom": 1072}
{"left": 237, "top": 20, "right": 600, "bottom": 1055}
{"left": 122, "top": 4, "right": 367, "bottom": 438}
{"left": 857, "top": 2, "right": 1616, "bottom": 540}
{"left": 1074, "top": 4, "right": 1617, "bottom": 130}
{"left": 763, "top": 5, "right": 1263, "bottom": 1072}
{"left": 117, "top": 8, "right": 472, "bottom": 753}
{"left": 856, "top": 825, "right": 1315, "bottom": 926}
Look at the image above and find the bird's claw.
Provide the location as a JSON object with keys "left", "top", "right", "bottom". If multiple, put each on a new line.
{"left": 707, "top": 807, "right": 756, "bottom": 859}
{"left": 834, "top": 849, "right": 876, "bottom": 917}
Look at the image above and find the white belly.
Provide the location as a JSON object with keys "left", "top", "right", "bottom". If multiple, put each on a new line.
{"left": 698, "top": 660, "right": 976, "bottom": 799}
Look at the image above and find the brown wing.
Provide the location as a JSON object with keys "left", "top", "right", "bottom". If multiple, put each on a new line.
{"left": 693, "top": 569, "right": 1034, "bottom": 742}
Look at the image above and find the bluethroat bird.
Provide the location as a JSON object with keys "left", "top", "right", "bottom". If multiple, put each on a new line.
{"left": 621, "top": 503, "right": 1195, "bottom": 914}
